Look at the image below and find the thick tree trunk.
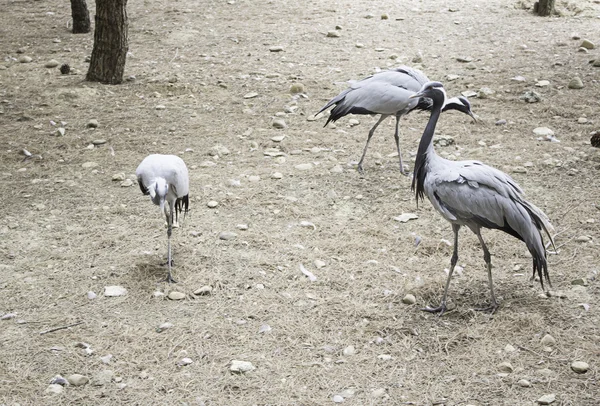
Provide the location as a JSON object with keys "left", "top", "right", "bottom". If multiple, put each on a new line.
{"left": 86, "top": 0, "right": 128, "bottom": 84}
{"left": 70, "top": 0, "right": 91, "bottom": 33}
{"left": 535, "top": 0, "right": 555, "bottom": 16}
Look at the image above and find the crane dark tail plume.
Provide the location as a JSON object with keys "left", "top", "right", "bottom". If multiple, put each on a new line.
{"left": 175, "top": 194, "right": 189, "bottom": 223}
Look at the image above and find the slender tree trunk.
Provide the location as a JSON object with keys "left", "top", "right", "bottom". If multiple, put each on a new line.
{"left": 535, "top": 0, "right": 555, "bottom": 16}
{"left": 86, "top": 0, "right": 128, "bottom": 84}
{"left": 70, "top": 0, "right": 91, "bottom": 33}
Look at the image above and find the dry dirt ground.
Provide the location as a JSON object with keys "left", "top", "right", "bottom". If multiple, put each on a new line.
{"left": 1, "top": 0, "right": 600, "bottom": 405}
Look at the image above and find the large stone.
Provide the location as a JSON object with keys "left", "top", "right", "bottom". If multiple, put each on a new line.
{"left": 67, "top": 374, "right": 89, "bottom": 386}
{"left": 230, "top": 360, "right": 255, "bottom": 373}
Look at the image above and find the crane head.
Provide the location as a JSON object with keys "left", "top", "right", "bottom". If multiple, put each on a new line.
{"left": 149, "top": 178, "right": 169, "bottom": 212}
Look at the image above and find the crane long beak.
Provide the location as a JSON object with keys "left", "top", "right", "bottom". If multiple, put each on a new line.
{"left": 409, "top": 91, "right": 423, "bottom": 100}
{"left": 469, "top": 112, "right": 480, "bottom": 122}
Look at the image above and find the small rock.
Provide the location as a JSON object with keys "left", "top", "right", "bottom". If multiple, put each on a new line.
{"left": 578, "top": 47, "right": 589, "bottom": 53}
{"left": 393, "top": 213, "right": 419, "bottom": 223}
{"left": 535, "top": 80, "right": 550, "bottom": 87}
{"left": 521, "top": 90, "right": 541, "bottom": 103}
{"left": 87, "top": 119, "right": 99, "bottom": 128}
{"left": 517, "top": 379, "right": 532, "bottom": 387}
{"left": 456, "top": 56, "right": 473, "bottom": 63}
{"left": 498, "top": 362, "right": 514, "bottom": 373}
{"left": 194, "top": 286, "right": 213, "bottom": 295}
{"left": 314, "top": 259, "right": 326, "bottom": 269}
{"left": 355, "top": 42, "right": 364, "bottom": 48}
{"left": 271, "top": 135, "right": 286, "bottom": 142}
{"left": 236, "top": 224, "right": 249, "bottom": 230}
{"left": 120, "top": 179, "right": 133, "bottom": 187}
{"left": 243, "top": 92, "right": 258, "bottom": 99}
{"left": 578, "top": 117, "right": 588, "bottom": 124}
{"left": 112, "top": 173, "right": 126, "bottom": 181}
{"left": 18, "top": 55, "right": 32, "bottom": 63}
{"left": 81, "top": 161, "right": 98, "bottom": 169}
{"left": 540, "top": 334, "right": 556, "bottom": 346}
{"left": 271, "top": 172, "right": 283, "bottom": 179}
{"left": 402, "top": 294, "right": 416, "bottom": 305}
{"left": 504, "top": 344, "right": 516, "bottom": 352}
{"left": 571, "top": 278, "right": 587, "bottom": 286}
{"left": 100, "top": 354, "right": 113, "bottom": 364}
{"left": 168, "top": 291, "right": 186, "bottom": 300}
{"left": 371, "top": 388, "right": 386, "bottom": 398}
{"left": 343, "top": 345, "right": 355, "bottom": 356}
{"left": 92, "top": 139, "right": 106, "bottom": 145}
{"left": 207, "top": 200, "right": 219, "bottom": 208}
{"left": 580, "top": 39, "right": 595, "bottom": 49}
{"left": 568, "top": 77, "right": 584, "bottom": 89}
{"left": 157, "top": 322, "right": 174, "bottom": 332}
{"left": 570, "top": 361, "right": 589, "bottom": 374}
{"left": 67, "top": 374, "right": 89, "bottom": 386}
{"left": 332, "top": 395, "right": 345, "bottom": 403}
{"left": 536, "top": 394, "right": 556, "bottom": 405}
{"left": 269, "top": 46, "right": 284, "bottom": 52}
{"left": 348, "top": 118, "right": 360, "bottom": 127}
{"left": 87, "top": 291, "right": 97, "bottom": 300}
{"left": 248, "top": 175, "right": 260, "bottom": 182}
{"left": 290, "top": 83, "right": 304, "bottom": 94}
{"left": 155, "top": 105, "right": 166, "bottom": 110}
{"left": 571, "top": 33, "right": 581, "bottom": 40}
{"left": 477, "top": 87, "right": 495, "bottom": 98}
{"left": 104, "top": 286, "right": 127, "bottom": 297}
{"left": 381, "top": 13, "right": 389, "bottom": 20}
{"left": 46, "top": 384, "right": 64, "bottom": 394}
{"left": 258, "top": 324, "right": 272, "bottom": 334}
{"left": 92, "top": 370, "right": 114, "bottom": 386}
{"left": 178, "top": 357, "right": 193, "bottom": 366}
{"left": 219, "top": 231, "right": 238, "bottom": 240}
{"left": 54, "top": 127, "right": 66, "bottom": 137}
{"left": 533, "top": 127, "right": 554, "bottom": 137}
{"left": 294, "top": 163, "right": 313, "bottom": 171}
{"left": 575, "top": 235, "right": 591, "bottom": 243}
{"left": 512, "top": 166, "right": 527, "bottom": 174}
{"left": 327, "top": 30, "right": 341, "bottom": 38}
{"left": 230, "top": 360, "right": 256, "bottom": 373}
{"left": 45, "top": 60, "right": 59, "bottom": 68}
{"left": 210, "top": 144, "right": 230, "bottom": 156}
{"left": 272, "top": 118, "right": 287, "bottom": 129}
{"left": 377, "top": 354, "right": 392, "bottom": 361}
{"left": 495, "top": 119, "right": 507, "bottom": 125}
{"left": 512, "top": 75, "right": 527, "bottom": 82}
{"left": 461, "top": 90, "right": 478, "bottom": 98}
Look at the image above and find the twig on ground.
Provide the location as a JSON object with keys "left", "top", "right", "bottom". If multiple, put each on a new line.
{"left": 39, "top": 321, "right": 83, "bottom": 335}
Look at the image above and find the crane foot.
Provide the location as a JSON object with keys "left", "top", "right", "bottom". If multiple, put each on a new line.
{"left": 421, "top": 304, "right": 447, "bottom": 316}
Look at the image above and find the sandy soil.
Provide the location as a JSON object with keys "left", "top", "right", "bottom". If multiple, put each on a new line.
{"left": 1, "top": 0, "right": 600, "bottom": 405}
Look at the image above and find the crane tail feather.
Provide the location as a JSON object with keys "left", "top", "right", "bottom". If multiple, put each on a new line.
{"left": 175, "top": 194, "right": 190, "bottom": 223}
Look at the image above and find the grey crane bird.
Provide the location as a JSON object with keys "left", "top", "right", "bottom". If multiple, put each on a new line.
{"left": 136, "top": 154, "right": 190, "bottom": 283}
{"left": 317, "top": 66, "right": 476, "bottom": 175}
{"left": 410, "top": 81, "right": 554, "bottom": 315}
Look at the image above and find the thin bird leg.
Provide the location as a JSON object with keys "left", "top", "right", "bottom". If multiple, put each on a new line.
{"left": 474, "top": 230, "right": 498, "bottom": 313}
{"left": 357, "top": 115, "right": 389, "bottom": 174}
{"left": 423, "top": 224, "right": 460, "bottom": 316}
{"left": 393, "top": 115, "right": 409, "bottom": 176}
{"left": 165, "top": 203, "right": 177, "bottom": 283}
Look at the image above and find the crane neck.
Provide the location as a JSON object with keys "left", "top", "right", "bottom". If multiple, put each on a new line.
{"left": 412, "top": 90, "right": 444, "bottom": 202}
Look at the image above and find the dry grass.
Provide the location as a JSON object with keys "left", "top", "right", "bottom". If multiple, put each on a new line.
{"left": 1, "top": 0, "right": 600, "bottom": 405}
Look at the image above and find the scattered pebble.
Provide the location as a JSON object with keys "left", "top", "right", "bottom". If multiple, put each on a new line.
{"left": 517, "top": 379, "right": 532, "bottom": 387}
{"left": 456, "top": 56, "right": 473, "bottom": 63}
{"left": 348, "top": 118, "right": 360, "bottom": 127}
{"left": 536, "top": 394, "right": 556, "bottom": 405}
{"left": 371, "top": 388, "right": 386, "bottom": 398}
{"left": 1, "top": 313, "right": 17, "bottom": 320}
{"left": 243, "top": 92, "right": 258, "bottom": 99}
{"left": 568, "top": 77, "right": 584, "bottom": 89}
{"left": 580, "top": 39, "right": 595, "bottom": 49}
{"left": 194, "top": 286, "right": 213, "bottom": 295}
{"left": 269, "top": 46, "right": 284, "bottom": 52}
{"left": 314, "top": 259, "right": 326, "bottom": 269}
{"left": 570, "top": 361, "right": 589, "bottom": 374}
{"left": 498, "top": 362, "right": 514, "bottom": 373}
{"left": 271, "top": 172, "right": 283, "bottom": 179}
{"left": 230, "top": 360, "right": 256, "bottom": 373}
{"left": 54, "top": 127, "right": 66, "bottom": 137}
{"left": 87, "top": 291, "right": 97, "bottom": 300}
{"left": 377, "top": 354, "right": 392, "bottom": 361}
{"left": 120, "top": 179, "right": 133, "bottom": 187}
{"left": 168, "top": 291, "right": 186, "bottom": 300}
{"left": 271, "top": 135, "right": 286, "bottom": 142}
{"left": 178, "top": 357, "right": 193, "bottom": 366}
{"left": 540, "top": 334, "right": 556, "bottom": 346}
{"left": 45, "top": 59, "right": 59, "bottom": 68}
{"left": 258, "top": 324, "right": 272, "bottom": 334}
{"left": 477, "top": 87, "right": 494, "bottom": 98}
{"left": 393, "top": 213, "right": 419, "bottom": 223}
{"left": 495, "top": 119, "right": 507, "bottom": 125}
{"left": 327, "top": 31, "right": 341, "bottom": 38}
{"left": 504, "top": 344, "right": 516, "bottom": 352}
{"left": 381, "top": 13, "right": 389, "bottom": 20}
{"left": 533, "top": 127, "right": 554, "bottom": 137}
{"left": 112, "top": 173, "right": 126, "bottom": 181}
{"left": 210, "top": 144, "right": 230, "bottom": 156}
{"left": 92, "top": 139, "right": 106, "bottom": 145}
{"left": 157, "top": 322, "right": 174, "bottom": 332}
{"left": 575, "top": 235, "right": 591, "bottom": 243}
{"left": 512, "top": 166, "right": 527, "bottom": 174}
{"left": 521, "top": 90, "right": 541, "bottom": 103}
{"left": 219, "top": 231, "right": 238, "bottom": 240}
{"left": 578, "top": 47, "right": 589, "bottom": 53}
{"left": 87, "top": 119, "right": 99, "bottom": 128}
{"left": 295, "top": 163, "right": 313, "bottom": 171}
{"left": 81, "top": 161, "right": 98, "bottom": 169}
{"left": 46, "top": 384, "right": 64, "bottom": 394}
{"left": 100, "top": 354, "right": 113, "bottom": 364}
{"left": 290, "top": 83, "right": 304, "bottom": 94}
{"left": 272, "top": 118, "right": 287, "bottom": 129}
{"left": 332, "top": 394, "right": 345, "bottom": 403}
{"left": 248, "top": 175, "right": 260, "bottom": 182}
{"left": 571, "top": 33, "right": 581, "bottom": 40}
{"left": 67, "top": 374, "right": 89, "bottom": 386}
{"left": 155, "top": 105, "right": 166, "bottom": 110}
{"left": 104, "top": 286, "right": 127, "bottom": 297}
{"left": 402, "top": 294, "right": 416, "bottom": 305}
{"left": 18, "top": 55, "right": 32, "bottom": 63}
{"left": 207, "top": 200, "right": 219, "bottom": 208}
{"left": 343, "top": 345, "right": 355, "bottom": 356}
{"left": 461, "top": 90, "right": 477, "bottom": 98}
{"left": 236, "top": 224, "right": 249, "bottom": 230}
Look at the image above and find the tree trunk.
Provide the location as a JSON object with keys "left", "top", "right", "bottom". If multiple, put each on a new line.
{"left": 86, "top": 0, "right": 128, "bottom": 84}
{"left": 535, "top": 0, "right": 555, "bottom": 16}
{"left": 70, "top": 0, "right": 91, "bottom": 33}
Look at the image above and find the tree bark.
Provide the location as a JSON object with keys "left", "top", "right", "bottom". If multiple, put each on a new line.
{"left": 535, "top": 0, "right": 555, "bottom": 16}
{"left": 86, "top": 0, "right": 129, "bottom": 84}
{"left": 70, "top": 0, "right": 91, "bottom": 33}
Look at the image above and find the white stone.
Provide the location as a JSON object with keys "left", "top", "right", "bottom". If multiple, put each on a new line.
{"left": 168, "top": 291, "right": 186, "bottom": 300}
{"left": 533, "top": 127, "right": 554, "bottom": 137}
{"left": 571, "top": 361, "right": 589, "bottom": 374}
{"left": 536, "top": 394, "right": 556, "bottom": 405}
{"left": 46, "top": 384, "right": 64, "bottom": 394}
{"left": 230, "top": 360, "right": 256, "bottom": 373}
{"left": 194, "top": 286, "right": 213, "bottom": 295}
{"left": 402, "top": 294, "right": 416, "bottom": 305}
{"left": 104, "top": 286, "right": 127, "bottom": 297}
{"left": 67, "top": 374, "right": 89, "bottom": 386}
{"left": 294, "top": 163, "right": 313, "bottom": 171}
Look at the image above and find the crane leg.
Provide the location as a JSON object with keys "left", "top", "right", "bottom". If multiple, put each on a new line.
{"left": 423, "top": 224, "right": 460, "bottom": 316}
{"left": 393, "top": 116, "right": 409, "bottom": 176}
{"left": 165, "top": 204, "right": 177, "bottom": 283}
{"left": 474, "top": 231, "right": 498, "bottom": 313}
{"left": 357, "top": 115, "right": 388, "bottom": 174}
